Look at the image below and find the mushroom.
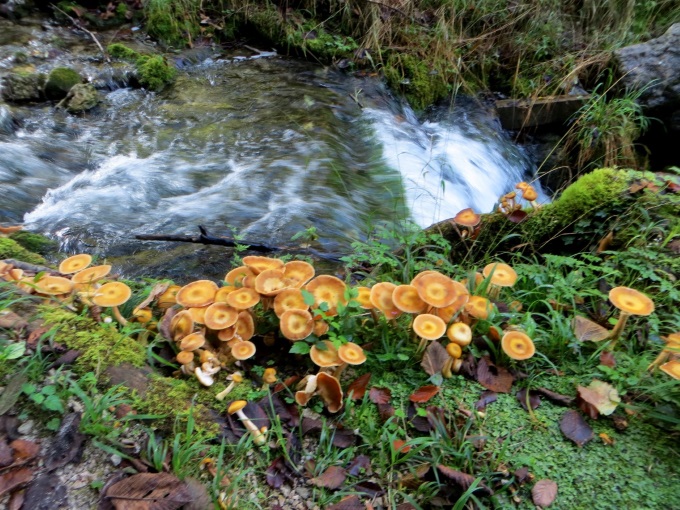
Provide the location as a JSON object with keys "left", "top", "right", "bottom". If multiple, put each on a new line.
{"left": 501, "top": 330, "right": 535, "bottom": 360}
{"left": 333, "top": 341, "right": 367, "bottom": 379}
{"left": 214, "top": 286, "right": 237, "bottom": 303}
{"left": 216, "top": 371, "right": 244, "bottom": 401}
{"left": 482, "top": 262, "right": 517, "bottom": 300}
{"left": 659, "top": 360, "right": 680, "bottom": 380}
{"left": 255, "top": 269, "right": 291, "bottom": 298}
{"left": 234, "top": 311, "right": 256, "bottom": 342}
{"left": 282, "top": 260, "right": 315, "bottom": 288}
{"left": 58, "top": 253, "right": 93, "bottom": 274}
{"left": 226, "top": 287, "right": 261, "bottom": 310}
{"left": 273, "top": 288, "right": 309, "bottom": 318}
{"left": 188, "top": 305, "right": 209, "bottom": 325}
{"left": 370, "top": 282, "right": 403, "bottom": 320}
{"left": 280, "top": 309, "right": 314, "bottom": 341}
{"left": 413, "top": 313, "right": 447, "bottom": 353}
{"left": 518, "top": 183, "right": 540, "bottom": 209}
{"left": 304, "top": 275, "right": 348, "bottom": 317}
{"left": 442, "top": 342, "right": 463, "bottom": 378}
{"left": 315, "top": 372, "right": 344, "bottom": 413}
{"left": 313, "top": 319, "right": 329, "bottom": 337}
{"left": 176, "top": 350, "right": 195, "bottom": 365}
{"left": 170, "top": 310, "right": 194, "bottom": 342}
{"left": 607, "top": 286, "right": 655, "bottom": 347}
{"left": 261, "top": 367, "right": 277, "bottom": 389}
{"left": 463, "top": 295, "right": 493, "bottom": 323}
{"left": 447, "top": 322, "right": 472, "bottom": 346}
{"left": 227, "top": 400, "right": 266, "bottom": 446}
{"left": 71, "top": 264, "right": 112, "bottom": 291}
{"left": 231, "top": 340, "right": 256, "bottom": 361}
{"left": 242, "top": 256, "right": 284, "bottom": 275}
{"left": 195, "top": 366, "right": 216, "bottom": 387}
{"left": 412, "top": 272, "right": 460, "bottom": 309}
{"left": 176, "top": 280, "right": 219, "bottom": 308}
{"left": 34, "top": 275, "right": 74, "bottom": 297}
{"left": 92, "top": 281, "right": 132, "bottom": 326}
{"left": 310, "top": 340, "right": 341, "bottom": 369}
{"left": 204, "top": 302, "right": 239, "bottom": 330}
{"left": 453, "top": 208, "right": 481, "bottom": 239}
{"left": 156, "top": 284, "right": 181, "bottom": 309}
{"left": 179, "top": 332, "right": 206, "bottom": 351}
{"left": 355, "top": 286, "right": 379, "bottom": 323}
{"left": 225, "top": 266, "right": 255, "bottom": 287}
{"left": 392, "top": 284, "right": 428, "bottom": 314}
{"left": 648, "top": 333, "right": 680, "bottom": 372}
{"left": 295, "top": 374, "right": 318, "bottom": 406}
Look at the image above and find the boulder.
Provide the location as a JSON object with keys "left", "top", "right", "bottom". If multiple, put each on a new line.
{"left": 0, "top": 102, "right": 17, "bottom": 134}
{"left": 58, "top": 83, "right": 99, "bottom": 113}
{"left": 0, "top": 72, "right": 44, "bottom": 102}
{"left": 614, "top": 23, "right": 680, "bottom": 111}
{"left": 44, "top": 67, "right": 82, "bottom": 100}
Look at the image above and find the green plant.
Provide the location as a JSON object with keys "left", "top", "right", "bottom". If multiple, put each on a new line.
{"left": 21, "top": 380, "right": 65, "bottom": 430}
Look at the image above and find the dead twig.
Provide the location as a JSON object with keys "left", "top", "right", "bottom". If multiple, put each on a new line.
{"left": 51, "top": 4, "right": 110, "bottom": 63}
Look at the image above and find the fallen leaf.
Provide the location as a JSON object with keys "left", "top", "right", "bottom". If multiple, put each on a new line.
{"left": 105, "top": 472, "right": 191, "bottom": 509}
{"left": 476, "top": 357, "right": 514, "bottom": 393}
{"left": 514, "top": 466, "right": 531, "bottom": 484}
{"left": 48, "top": 349, "right": 81, "bottom": 369}
{"left": 392, "top": 439, "right": 410, "bottom": 454}
{"left": 326, "top": 495, "right": 363, "bottom": 510}
{"left": 409, "top": 385, "right": 440, "bottom": 403}
{"left": 20, "top": 472, "right": 67, "bottom": 509}
{"left": 507, "top": 210, "right": 528, "bottom": 223}
{"left": 516, "top": 388, "right": 541, "bottom": 411}
{"left": 369, "top": 387, "right": 391, "bottom": 405}
{"left": 9, "top": 439, "right": 39, "bottom": 463}
{"left": 8, "top": 489, "right": 24, "bottom": 510}
{"left": 0, "top": 373, "right": 27, "bottom": 415}
{"left": 0, "top": 467, "right": 33, "bottom": 496}
{"left": 577, "top": 380, "right": 620, "bottom": 417}
{"left": 265, "top": 458, "right": 287, "bottom": 489}
{"left": 533, "top": 388, "right": 574, "bottom": 407}
{"left": 559, "top": 410, "right": 593, "bottom": 447}
{"left": 532, "top": 479, "right": 558, "bottom": 507}
{"left": 134, "top": 283, "right": 169, "bottom": 314}
{"left": 346, "top": 373, "right": 371, "bottom": 400}
{"left": 0, "top": 440, "right": 12, "bottom": 467}
{"left": 572, "top": 316, "right": 610, "bottom": 342}
{"left": 0, "top": 312, "right": 27, "bottom": 329}
{"left": 599, "top": 351, "right": 616, "bottom": 368}
{"left": 377, "top": 403, "right": 395, "bottom": 422}
{"left": 347, "top": 454, "right": 372, "bottom": 476}
{"left": 421, "top": 342, "right": 448, "bottom": 376}
{"left": 310, "top": 465, "right": 346, "bottom": 489}
{"left": 354, "top": 480, "right": 384, "bottom": 497}
{"left": 45, "top": 413, "right": 85, "bottom": 471}
{"left": 666, "top": 180, "right": 680, "bottom": 193}
{"left": 475, "top": 390, "right": 497, "bottom": 411}
{"left": 159, "top": 307, "right": 179, "bottom": 342}
{"left": 436, "top": 465, "right": 492, "bottom": 496}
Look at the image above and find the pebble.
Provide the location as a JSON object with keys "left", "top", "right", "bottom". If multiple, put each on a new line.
{"left": 110, "top": 454, "right": 122, "bottom": 466}
{"left": 18, "top": 420, "right": 34, "bottom": 435}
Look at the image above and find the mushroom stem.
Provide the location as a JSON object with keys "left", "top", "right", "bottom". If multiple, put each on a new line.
{"left": 369, "top": 308, "right": 379, "bottom": 324}
{"left": 235, "top": 409, "right": 266, "bottom": 446}
{"left": 607, "top": 311, "right": 630, "bottom": 348}
{"left": 487, "top": 284, "right": 501, "bottom": 301}
{"left": 442, "top": 358, "right": 453, "bottom": 379}
{"left": 112, "top": 306, "right": 128, "bottom": 327}
{"left": 647, "top": 350, "right": 670, "bottom": 372}
{"left": 416, "top": 336, "right": 429, "bottom": 354}
{"left": 530, "top": 200, "right": 540, "bottom": 210}
{"left": 332, "top": 362, "right": 348, "bottom": 379}
{"left": 216, "top": 381, "right": 237, "bottom": 401}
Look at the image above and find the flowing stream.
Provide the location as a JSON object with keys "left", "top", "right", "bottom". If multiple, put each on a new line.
{"left": 0, "top": 20, "right": 543, "bottom": 279}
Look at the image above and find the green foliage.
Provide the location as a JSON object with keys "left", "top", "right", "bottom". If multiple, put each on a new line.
{"left": 136, "top": 55, "right": 177, "bottom": 91}
{"left": 8, "top": 231, "right": 57, "bottom": 256}
{"left": 286, "top": 23, "right": 359, "bottom": 61}
{"left": 107, "top": 43, "right": 140, "bottom": 61}
{"left": 0, "top": 341, "right": 26, "bottom": 361}
{"left": 383, "top": 53, "right": 449, "bottom": 111}
{"left": 0, "top": 237, "right": 46, "bottom": 265}
{"left": 144, "top": 0, "right": 201, "bottom": 47}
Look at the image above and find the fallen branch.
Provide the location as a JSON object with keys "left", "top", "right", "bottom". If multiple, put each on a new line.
{"left": 51, "top": 4, "right": 110, "bottom": 63}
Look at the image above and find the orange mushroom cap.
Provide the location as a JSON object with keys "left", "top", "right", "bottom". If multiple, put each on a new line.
{"left": 157, "top": 284, "right": 181, "bottom": 309}
{"left": 464, "top": 296, "right": 493, "bottom": 320}
{"left": 71, "top": 264, "right": 112, "bottom": 285}
{"left": 501, "top": 330, "right": 535, "bottom": 360}
{"left": 446, "top": 342, "right": 463, "bottom": 359}
{"left": 355, "top": 287, "right": 373, "bottom": 309}
{"left": 412, "top": 313, "right": 446, "bottom": 340}
{"left": 338, "top": 342, "right": 366, "bottom": 365}
{"left": 310, "top": 341, "right": 341, "bottom": 367}
{"left": 34, "top": 275, "right": 74, "bottom": 296}
{"left": 453, "top": 208, "right": 481, "bottom": 228}
{"left": 188, "top": 305, "right": 209, "bottom": 325}
{"left": 176, "top": 280, "right": 218, "bottom": 308}
{"left": 176, "top": 350, "right": 195, "bottom": 365}
{"left": 224, "top": 266, "right": 255, "bottom": 287}
{"left": 447, "top": 322, "right": 472, "bottom": 346}
{"left": 217, "top": 325, "right": 236, "bottom": 342}
{"left": 413, "top": 272, "right": 460, "bottom": 308}
{"left": 316, "top": 372, "right": 344, "bottom": 413}
{"left": 313, "top": 319, "right": 329, "bottom": 337}
{"left": 305, "top": 275, "right": 348, "bottom": 317}
{"left": 242, "top": 256, "right": 284, "bottom": 275}
{"left": 280, "top": 309, "right": 314, "bottom": 341}
{"left": 180, "top": 332, "right": 206, "bottom": 351}
{"left": 204, "top": 302, "right": 239, "bottom": 330}
{"left": 273, "top": 288, "right": 309, "bottom": 318}
{"left": 214, "top": 286, "right": 237, "bottom": 303}
{"left": 521, "top": 186, "right": 538, "bottom": 201}
{"left": 370, "top": 282, "right": 402, "bottom": 319}
{"left": 392, "top": 284, "right": 427, "bottom": 314}
{"left": 254, "top": 269, "right": 291, "bottom": 296}
{"left": 58, "top": 253, "right": 92, "bottom": 274}
{"left": 226, "top": 287, "right": 261, "bottom": 310}
{"left": 283, "top": 260, "right": 315, "bottom": 288}
{"left": 231, "top": 340, "right": 256, "bottom": 360}
{"left": 482, "top": 263, "right": 518, "bottom": 288}
{"left": 170, "top": 310, "right": 194, "bottom": 342}
{"left": 234, "top": 311, "right": 255, "bottom": 342}
{"left": 659, "top": 360, "right": 680, "bottom": 379}
{"left": 92, "top": 281, "right": 131, "bottom": 307}
{"left": 609, "top": 287, "right": 655, "bottom": 316}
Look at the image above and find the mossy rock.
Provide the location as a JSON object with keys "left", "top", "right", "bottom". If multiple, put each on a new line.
{"left": 58, "top": 83, "right": 99, "bottom": 113}
{"left": 383, "top": 53, "right": 449, "bottom": 111}
{"left": 136, "top": 55, "right": 176, "bottom": 91}
{"left": 1, "top": 73, "right": 45, "bottom": 103}
{"left": 44, "top": 67, "right": 82, "bottom": 100}
{"left": 108, "top": 43, "right": 140, "bottom": 61}
{"left": 0, "top": 237, "right": 46, "bottom": 265}
{"left": 8, "top": 231, "right": 57, "bottom": 256}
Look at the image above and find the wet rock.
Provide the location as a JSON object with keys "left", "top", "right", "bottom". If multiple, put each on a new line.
{"left": 0, "top": 72, "right": 45, "bottom": 102}
{"left": 44, "top": 67, "right": 82, "bottom": 100}
{"left": 57, "top": 83, "right": 99, "bottom": 113}
{"left": 0, "top": 0, "right": 35, "bottom": 21}
{"left": 614, "top": 23, "right": 680, "bottom": 111}
{"left": 0, "top": 102, "right": 18, "bottom": 134}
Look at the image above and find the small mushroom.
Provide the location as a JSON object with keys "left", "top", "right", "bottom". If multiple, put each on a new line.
{"left": 334, "top": 342, "right": 367, "bottom": 378}
{"left": 501, "top": 330, "right": 535, "bottom": 360}
{"left": 453, "top": 208, "right": 481, "bottom": 239}
{"left": 447, "top": 322, "right": 472, "bottom": 346}
{"left": 92, "top": 281, "right": 132, "bottom": 326}
{"left": 482, "top": 263, "right": 517, "bottom": 300}
{"left": 304, "top": 275, "right": 348, "bottom": 317}
{"left": 216, "top": 371, "right": 243, "bottom": 401}
{"left": 261, "top": 367, "right": 277, "bottom": 389}
{"left": 227, "top": 400, "right": 266, "bottom": 446}
{"left": 176, "top": 280, "right": 219, "bottom": 308}
{"left": 370, "top": 282, "right": 403, "bottom": 320}
{"left": 607, "top": 287, "right": 655, "bottom": 347}
{"left": 648, "top": 333, "right": 680, "bottom": 372}
{"left": 58, "top": 253, "right": 93, "bottom": 274}
{"left": 231, "top": 340, "right": 256, "bottom": 361}
{"left": 413, "top": 313, "right": 447, "bottom": 353}
{"left": 195, "top": 366, "right": 215, "bottom": 387}
{"left": 442, "top": 342, "right": 463, "bottom": 378}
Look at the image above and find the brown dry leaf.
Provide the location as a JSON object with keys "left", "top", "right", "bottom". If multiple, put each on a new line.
{"left": 436, "top": 464, "right": 492, "bottom": 496}
{"left": 265, "top": 458, "right": 288, "bottom": 489}
{"left": 346, "top": 373, "right": 371, "bottom": 400}
{"left": 134, "top": 283, "right": 169, "bottom": 314}
{"left": 326, "top": 495, "right": 363, "bottom": 510}
{"left": 596, "top": 230, "right": 614, "bottom": 254}
{"left": 475, "top": 390, "right": 497, "bottom": 411}
{"left": 0, "top": 467, "right": 33, "bottom": 497}
{"left": 0, "top": 312, "right": 27, "bottom": 329}
{"left": 392, "top": 439, "right": 410, "bottom": 454}
{"left": 577, "top": 380, "right": 620, "bottom": 416}
{"left": 347, "top": 455, "right": 372, "bottom": 477}
{"left": 599, "top": 351, "right": 616, "bottom": 368}
{"left": 0, "top": 440, "right": 13, "bottom": 467}
{"left": 409, "top": 385, "right": 440, "bottom": 403}
{"left": 476, "top": 356, "right": 514, "bottom": 393}
{"left": 666, "top": 180, "right": 680, "bottom": 193}
{"left": 507, "top": 210, "right": 528, "bottom": 223}
{"left": 421, "top": 341, "right": 449, "bottom": 376}
{"left": 533, "top": 387, "right": 574, "bottom": 407}
{"left": 559, "top": 410, "right": 593, "bottom": 447}
{"left": 516, "top": 388, "right": 541, "bottom": 411}
{"left": 532, "top": 479, "right": 558, "bottom": 507}
{"left": 159, "top": 307, "right": 179, "bottom": 342}
{"left": 369, "top": 387, "right": 391, "bottom": 405}
{"left": 572, "top": 316, "right": 610, "bottom": 342}
{"left": 9, "top": 439, "right": 40, "bottom": 463}
{"left": 310, "top": 465, "right": 347, "bottom": 490}
{"left": 105, "top": 472, "right": 191, "bottom": 510}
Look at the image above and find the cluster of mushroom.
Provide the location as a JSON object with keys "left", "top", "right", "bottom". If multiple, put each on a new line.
{"left": 1, "top": 254, "right": 132, "bottom": 325}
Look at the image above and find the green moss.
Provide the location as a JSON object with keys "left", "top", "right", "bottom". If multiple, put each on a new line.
{"left": 144, "top": 0, "right": 200, "bottom": 48}
{"left": 8, "top": 232, "right": 57, "bottom": 256}
{"left": 384, "top": 53, "right": 449, "bottom": 111}
{"left": 44, "top": 67, "right": 81, "bottom": 100}
{"left": 39, "top": 308, "right": 146, "bottom": 373}
{"left": 0, "top": 237, "right": 46, "bottom": 265}
{"left": 107, "top": 43, "right": 140, "bottom": 61}
{"left": 249, "top": 8, "right": 283, "bottom": 42}
{"left": 136, "top": 55, "right": 176, "bottom": 92}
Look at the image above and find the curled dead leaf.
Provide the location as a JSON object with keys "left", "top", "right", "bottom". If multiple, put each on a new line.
{"left": 532, "top": 479, "right": 558, "bottom": 507}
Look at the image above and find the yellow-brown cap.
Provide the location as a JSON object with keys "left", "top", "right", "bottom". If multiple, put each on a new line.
{"left": 231, "top": 340, "right": 256, "bottom": 360}
{"left": 412, "top": 313, "right": 446, "bottom": 340}
{"left": 59, "top": 253, "right": 92, "bottom": 274}
{"left": 176, "top": 280, "right": 218, "bottom": 308}
{"left": 280, "top": 309, "right": 314, "bottom": 341}
{"left": 482, "top": 263, "right": 518, "bottom": 287}
{"left": 501, "top": 330, "right": 535, "bottom": 360}
{"left": 204, "top": 302, "right": 239, "bottom": 330}
{"left": 609, "top": 287, "right": 655, "bottom": 316}
{"left": 310, "top": 341, "right": 341, "bottom": 367}
{"left": 338, "top": 342, "right": 366, "bottom": 365}
{"left": 92, "top": 281, "right": 131, "bottom": 307}
{"left": 226, "top": 287, "right": 261, "bottom": 310}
